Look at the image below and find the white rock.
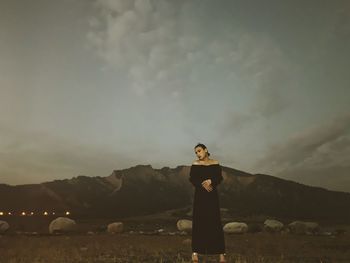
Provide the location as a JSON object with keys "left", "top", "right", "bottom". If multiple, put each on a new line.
{"left": 107, "top": 222, "right": 124, "bottom": 234}
{"left": 0, "top": 220, "right": 10, "bottom": 234}
{"left": 288, "top": 221, "right": 319, "bottom": 235}
{"left": 223, "top": 222, "right": 248, "bottom": 234}
{"left": 176, "top": 219, "right": 192, "bottom": 232}
{"left": 49, "top": 217, "right": 76, "bottom": 234}
{"left": 264, "top": 219, "right": 284, "bottom": 232}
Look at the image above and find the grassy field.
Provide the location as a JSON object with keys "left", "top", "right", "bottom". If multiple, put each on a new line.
{"left": 1, "top": 228, "right": 350, "bottom": 262}
{"left": 1, "top": 212, "right": 350, "bottom": 263}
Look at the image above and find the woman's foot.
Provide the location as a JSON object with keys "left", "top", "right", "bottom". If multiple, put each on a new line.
{"left": 192, "top": 252, "right": 199, "bottom": 262}
{"left": 219, "top": 253, "right": 226, "bottom": 263}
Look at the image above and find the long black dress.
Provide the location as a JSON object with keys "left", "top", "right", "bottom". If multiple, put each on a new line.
{"left": 189, "top": 163, "right": 225, "bottom": 255}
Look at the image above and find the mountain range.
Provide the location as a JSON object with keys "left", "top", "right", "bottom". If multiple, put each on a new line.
{"left": 1, "top": 164, "right": 350, "bottom": 221}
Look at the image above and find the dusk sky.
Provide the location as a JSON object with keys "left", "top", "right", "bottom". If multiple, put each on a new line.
{"left": 1, "top": 0, "right": 350, "bottom": 192}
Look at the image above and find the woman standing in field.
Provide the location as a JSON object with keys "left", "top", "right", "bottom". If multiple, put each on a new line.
{"left": 189, "top": 143, "right": 226, "bottom": 263}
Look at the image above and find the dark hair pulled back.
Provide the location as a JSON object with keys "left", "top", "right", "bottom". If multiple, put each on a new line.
{"left": 194, "top": 142, "right": 210, "bottom": 156}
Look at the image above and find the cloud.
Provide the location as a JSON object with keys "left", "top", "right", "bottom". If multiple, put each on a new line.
{"left": 88, "top": 0, "right": 295, "bottom": 112}
{"left": 212, "top": 33, "right": 296, "bottom": 139}
{"left": 0, "top": 125, "right": 135, "bottom": 185}
{"left": 253, "top": 113, "right": 350, "bottom": 192}
{"left": 88, "top": 0, "right": 185, "bottom": 96}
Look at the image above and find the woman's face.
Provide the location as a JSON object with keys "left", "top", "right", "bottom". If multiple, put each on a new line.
{"left": 194, "top": 146, "right": 208, "bottom": 160}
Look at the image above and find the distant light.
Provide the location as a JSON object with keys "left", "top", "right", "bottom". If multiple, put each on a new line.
{"left": 44, "top": 211, "right": 48, "bottom": 216}
{"left": 65, "top": 211, "right": 70, "bottom": 215}
{"left": 0, "top": 212, "right": 3, "bottom": 216}
{"left": 21, "top": 212, "right": 26, "bottom": 216}
{"left": 52, "top": 212, "right": 55, "bottom": 215}
{"left": 8, "top": 212, "right": 12, "bottom": 215}
{"left": 30, "top": 212, "right": 34, "bottom": 215}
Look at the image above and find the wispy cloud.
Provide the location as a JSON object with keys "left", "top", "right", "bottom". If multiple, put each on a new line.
{"left": 253, "top": 113, "right": 350, "bottom": 192}
{"left": 88, "top": 0, "right": 295, "bottom": 104}
{"left": 88, "top": 0, "right": 188, "bottom": 96}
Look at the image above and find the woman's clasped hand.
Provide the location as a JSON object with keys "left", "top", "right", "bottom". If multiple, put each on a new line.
{"left": 201, "top": 179, "right": 213, "bottom": 192}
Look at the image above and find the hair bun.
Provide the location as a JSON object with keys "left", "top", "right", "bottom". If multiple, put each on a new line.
{"left": 194, "top": 143, "right": 210, "bottom": 157}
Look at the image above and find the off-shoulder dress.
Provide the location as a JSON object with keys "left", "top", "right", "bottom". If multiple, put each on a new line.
{"left": 189, "top": 163, "right": 225, "bottom": 255}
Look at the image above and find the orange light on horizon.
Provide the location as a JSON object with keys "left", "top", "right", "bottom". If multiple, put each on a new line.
{"left": 65, "top": 211, "right": 70, "bottom": 215}
{"left": 44, "top": 211, "right": 48, "bottom": 216}
{"left": 0, "top": 212, "right": 3, "bottom": 216}
{"left": 30, "top": 212, "right": 34, "bottom": 215}
{"left": 21, "top": 212, "right": 26, "bottom": 216}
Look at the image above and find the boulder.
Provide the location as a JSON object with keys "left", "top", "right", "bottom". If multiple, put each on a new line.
{"left": 176, "top": 219, "right": 192, "bottom": 233}
{"left": 264, "top": 219, "right": 284, "bottom": 232}
{"left": 107, "top": 222, "right": 124, "bottom": 234}
{"left": 288, "top": 221, "right": 319, "bottom": 235}
{"left": 49, "top": 217, "right": 76, "bottom": 234}
{"left": 0, "top": 220, "right": 10, "bottom": 234}
{"left": 223, "top": 222, "right": 248, "bottom": 234}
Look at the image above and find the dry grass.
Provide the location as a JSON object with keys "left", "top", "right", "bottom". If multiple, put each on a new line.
{"left": 1, "top": 231, "right": 350, "bottom": 263}
{"left": 1, "top": 215, "right": 350, "bottom": 262}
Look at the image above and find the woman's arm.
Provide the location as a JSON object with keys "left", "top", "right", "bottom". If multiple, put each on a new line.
{"left": 189, "top": 165, "right": 202, "bottom": 187}
{"left": 210, "top": 165, "right": 223, "bottom": 187}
